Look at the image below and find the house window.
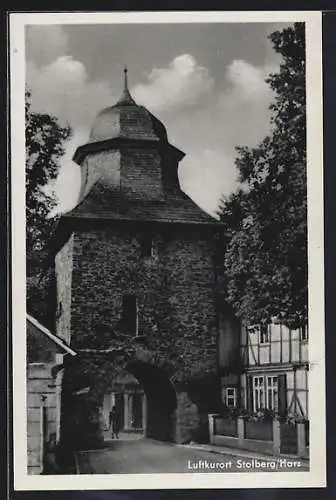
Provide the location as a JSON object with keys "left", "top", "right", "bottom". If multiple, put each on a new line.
{"left": 266, "top": 376, "right": 278, "bottom": 411}
{"left": 253, "top": 375, "right": 278, "bottom": 412}
{"left": 300, "top": 324, "right": 308, "bottom": 342}
{"left": 253, "top": 376, "right": 265, "bottom": 411}
{"left": 259, "top": 323, "right": 270, "bottom": 344}
{"left": 122, "top": 294, "right": 138, "bottom": 336}
{"left": 225, "top": 387, "right": 237, "bottom": 408}
{"left": 140, "top": 236, "right": 155, "bottom": 258}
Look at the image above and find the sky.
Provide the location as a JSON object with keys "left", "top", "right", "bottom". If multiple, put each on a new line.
{"left": 26, "top": 21, "right": 290, "bottom": 216}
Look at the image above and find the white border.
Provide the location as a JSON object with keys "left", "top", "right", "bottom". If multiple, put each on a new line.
{"left": 10, "top": 11, "right": 325, "bottom": 490}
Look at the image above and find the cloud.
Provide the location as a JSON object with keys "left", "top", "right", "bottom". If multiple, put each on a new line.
{"left": 27, "top": 56, "right": 115, "bottom": 129}
{"left": 179, "top": 149, "right": 239, "bottom": 216}
{"left": 26, "top": 25, "right": 69, "bottom": 66}
{"left": 132, "top": 54, "right": 214, "bottom": 112}
{"left": 213, "top": 59, "right": 276, "bottom": 150}
{"left": 225, "top": 59, "right": 273, "bottom": 102}
{"left": 26, "top": 49, "right": 278, "bottom": 218}
{"left": 49, "top": 130, "right": 89, "bottom": 217}
{"left": 170, "top": 59, "right": 279, "bottom": 215}
{"left": 219, "top": 59, "right": 278, "bottom": 124}
{"left": 26, "top": 54, "right": 116, "bottom": 216}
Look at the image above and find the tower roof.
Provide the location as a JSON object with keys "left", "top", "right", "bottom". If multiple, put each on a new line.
{"left": 67, "top": 191, "right": 219, "bottom": 226}
{"left": 65, "top": 67, "right": 220, "bottom": 227}
{"left": 89, "top": 67, "right": 168, "bottom": 143}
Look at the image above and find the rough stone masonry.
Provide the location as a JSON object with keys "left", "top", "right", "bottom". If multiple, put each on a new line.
{"left": 51, "top": 70, "right": 237, "bottom": 450}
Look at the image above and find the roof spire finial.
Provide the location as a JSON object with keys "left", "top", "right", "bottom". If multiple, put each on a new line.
{"left": 116, "top": 65, "right": 135, "bottom": 105}
{"left": 124, "top": 65, "right": 128, "bottom": 90}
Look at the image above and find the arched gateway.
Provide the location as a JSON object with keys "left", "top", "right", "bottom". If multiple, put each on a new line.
{"left": 60, "top": 356, "right": 178, "bottom": 450}
{"left": 126, "top": 361, "right": 177, "bottom": 441}
{"left": 52, "top": 69, "right": 237, "bottom": 452}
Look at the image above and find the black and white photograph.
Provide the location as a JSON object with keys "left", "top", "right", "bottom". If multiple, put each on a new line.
{"left": 10, "top": 11, "right": 325, "bottom": 490}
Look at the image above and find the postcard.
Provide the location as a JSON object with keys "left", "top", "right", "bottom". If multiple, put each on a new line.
{"left": 10, "top": 10, "right": 325, "bottom": 490}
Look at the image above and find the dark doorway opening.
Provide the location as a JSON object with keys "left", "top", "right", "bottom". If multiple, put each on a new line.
{"left": 132, "top": 392, "right": 143, "bottom": 429}
{"left": 114, "top": 393, "right": 125, "bottom": 430}
{"left": 126, "top": 361, "right": 177, "bottom": 442}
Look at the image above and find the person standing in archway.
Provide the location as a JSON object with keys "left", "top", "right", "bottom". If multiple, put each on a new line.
{"left": 109, "top": 405, "right": 120, "bottom": 439}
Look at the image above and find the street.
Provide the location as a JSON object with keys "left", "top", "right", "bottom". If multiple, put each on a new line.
{"left": 74, "top": 437, "right": 309, "bottom": 474}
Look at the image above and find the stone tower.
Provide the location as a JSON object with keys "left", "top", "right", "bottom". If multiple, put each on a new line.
{"left": 53, "top": 69, "right": 238, "bottom": 449}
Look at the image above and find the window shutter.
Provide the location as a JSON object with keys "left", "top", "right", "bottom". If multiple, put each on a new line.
{"left": 246, "top": 376, "right": 253, "bottom": 412}
{"left": 277, "top": 374, "right": 287, "bottom": 416}
{"left": 237, "top": 381, "right": 242, "bottom": 410}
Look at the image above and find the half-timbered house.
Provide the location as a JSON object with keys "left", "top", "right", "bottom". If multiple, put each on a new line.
{"left": 220, "top": 322, "right": 309, "bottom": 419}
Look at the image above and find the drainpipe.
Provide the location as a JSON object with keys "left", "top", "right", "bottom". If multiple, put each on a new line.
{"left": 142, "top": 394, "right": 147, "bottom": 434}
{"left": 40, "top": 395, "right": 47, "bottom": 474}
{"left": 293, "top": 366, "right": 298, "bottom": 414}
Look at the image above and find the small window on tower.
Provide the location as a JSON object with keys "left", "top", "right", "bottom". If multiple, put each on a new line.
{"left": 56, "top": 302, "right": 63, "bottom": 320}
{"left": 140, "top": 236, "right": 155, "bottom": 258}
{"left": 122, "top": 294, "right": 138, "bottom": 336}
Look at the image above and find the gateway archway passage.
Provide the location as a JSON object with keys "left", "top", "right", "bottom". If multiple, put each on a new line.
{"left": 127, "top": 361, "right": 177, "bottom": 442}
{"left": 60, "top": 356, "right": 178, "bottom": 450}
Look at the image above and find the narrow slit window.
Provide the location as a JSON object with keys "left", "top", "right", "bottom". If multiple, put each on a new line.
{"left": 122, "top": 294, "right": 138, "bottom": 336}
{"left": 140, "top": 236, "right": 155, "bottom": 258}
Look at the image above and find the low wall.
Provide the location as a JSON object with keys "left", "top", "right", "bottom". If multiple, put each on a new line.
{"left": 208, "top": 414, "right": 309, "bottom": 459}
{"left": 280, "top": 422, "right": 298, "bottom": 455}
{"left": 211, "top": 434, "right": 274, "bottom": 455}
{"left": 245, "top": 419, "right": 273, "bottom": 442}
{"left": 213, "top": 416, "right": 238, "bottom": 438}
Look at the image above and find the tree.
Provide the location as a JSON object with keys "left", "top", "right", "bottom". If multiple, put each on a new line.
{"left": 25, "top": 89, "right": 71, "bottom": 254}
{"left": 218, "top": 23, "right": 307, "bottom": 328}
{"left": 26, "top": 90, "right": 72, "bottom": 325}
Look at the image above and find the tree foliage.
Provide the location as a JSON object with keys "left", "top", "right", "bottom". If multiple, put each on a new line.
{"left": 218, "top": 23, "right": 307, "bottom": 328}
{"left": 26, "top": 90, "right": 71, "bottom": 324}
{"left": 26, "top": 89, "right": 71, "bottom": 254}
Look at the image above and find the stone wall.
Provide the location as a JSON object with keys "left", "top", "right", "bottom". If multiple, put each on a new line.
{"left": 56, "top": 221, "right": 222, "bottom": 444}
{"left": 55, "top": 234, "right": 74, "bottom": 346}
{"left": 175, "top": 392, "right": 201, "bottom": 444}
{"left": 57, "top": 223, "right": 218, "bottom": 377}
{"left": 218, "top": 314, "right": 241, "bottom": 373}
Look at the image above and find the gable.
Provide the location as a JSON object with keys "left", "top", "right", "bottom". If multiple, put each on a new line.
{"left": 27, "top": 315, "right": 76, "bottom": 363}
